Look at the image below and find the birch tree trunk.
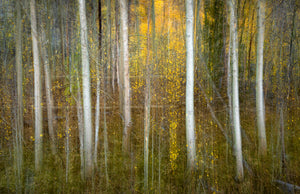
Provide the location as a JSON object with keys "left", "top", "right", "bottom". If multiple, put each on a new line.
{"left": 144, "top": 0, "right": 151, "bottom": 190}
{"left": 30, "top": 0, "right": 43, "bottom": 171}
{"left": 228, "top": 0, "right": 244, "bottom": 181}
{"left": 78, "top": 0, "right": 93, "bottom": 177}
{"left": 15, "top": 0, "right": 23, "bottom": 190}
{"left": 120, "top": 0, "right": 131, "bottom": 151}
{"left": 256, "top": 0, "right": 267, "bottom": 155}
{"left": 185, "top": 0, "right": 196, "bottom": 172}
{"left": 94, "top": 0, "right": 101, "bottom": 167}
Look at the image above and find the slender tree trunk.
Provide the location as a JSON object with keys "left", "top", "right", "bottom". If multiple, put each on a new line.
{"left": 48, "top": 0, "right": 55, "bottom": 82}
{"left": 288, "top": 0, "right": 296, "bottom": 99}
{"left": 94, "top": 0, "right": 101, "bottom": 167}
{"left": 115, "top": 0, "right": 122, "bottom": 109}
{"left": 15, "top": 0, "right": 23, "bottom": 191}
{"left": 227, "top": 3, "right": 233, "bottom": 133}
{"left": 65, "top": 3, "right": 71, "bottom": 181}
{"left": 226, "top": 4, "right": 233, "bottom": 171}
{"left": 76, "top": 75, "right": 85, "bottom": 180}
{"left": 47, "top": 0, "right": 58, "bottom": 154}
{"left": 279, "top": 104, "right": 286, "bottom": 174}
{"left": 151, "top": 0, "right": 155, "bottom": 189}
{"left": 228, "top": 0, "right": 244, "bottom": 181}
{"left": 120, "top": 0, "right": 131, "bottom": 151}
{"left": 107, "top": 0, "right": 113, "bottom": 93}
{"left": 158, "top": 125, "right": 161, "bottom": 193}
{"left": 103, "top": 69, "right": 109, "bottom": 186}
{"left": 104, "top": 0, "right": 110, "bottom": 185}
{"left": 60, "top": 0, "right": 65, "bottom": 74}
{"left": 277, "top": 19, "right": 286, "bottom": 175}
{"left": 185, "top": 0, "right": 196, "bottom": 172}
{"left": 41, "top": 27, "right": 56, "bottom": 155}
{"left": 65, "top": 107, "right": 70, "bottom": 182}
{"left": 78, "top": 0, "right": 93, "bottom": 178}
{"left": 256, "top": 0, "right": 267, "bottom": 155}
{"left": 144, "top": 0, "right": 151, "bottom": 191}
{"left": 30, "top": 0, "right": 43, "bottom": 171}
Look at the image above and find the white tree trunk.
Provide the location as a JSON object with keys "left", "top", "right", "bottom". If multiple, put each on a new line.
{"left": 78, "top": 0, "right": 93, "bottom": 177}
{"left": 256, "top": 0, "right": 267, "bottom": 155}
{"left": 120, "top": 0, "right": 131, "bottom": 151}
{"left": 144, "top": 1, "right": 151, "bottom": 190}
{"left": 185, "top": 0, "right": 196, "bottom": 171}
{"left": 229, "top": 0, "right": 244, "bottom": 180}
{"left": 30, "top": 0, "right": 43, "bottom": 171}
{"left": 94, "top": 0, "right": 101, "bottom": 167}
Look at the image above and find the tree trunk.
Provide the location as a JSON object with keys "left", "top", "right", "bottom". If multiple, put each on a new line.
{"left": 65, "top": 107, "right": 70, "bottom": 182}
{"left": 107, "top": 0, "right": 113, "bottom": 93}
{"left": 41, "top": 27, "right": 56, "bottom": 155}
{"left": 227, "top": 3, "right": 233, "bottom": 134}
{"left": 144, "top": 0, "right": 151, "bottom": 190}
{"left": 94, "top": 0, "right": 101, "bottom": 167}
{"left": 120, "top": 0, "right": 131, "bottom": 151}
{"left": 103, "top": 69, "right": 109, "bottom": 186}
{"left": 185, "top": 0, "right": 196, "bottom": 172}
{"left": 104, "top": 0, "right": 110, "bottom": 185}
{"left": 256, "top": 0, "right": 267, "bottom": 155}
{"left": 60, "top": 0, "right": 65, "bottom": 74}
{"left": 30, "top": 0, "right": 43, "bottom": 171}
{"left": 76, "top": 76, "right": 85, "bottom": 180}
{"left": 78, "top": 0, "right": 93, "bottom": 178}
{"left": 15, "top": 0, "right": 23, "bottom": 190}
{"left": 115, "top": 0, "right": 122, "bottom": 112}
{"left": 228, "top": 0, "right": 244, "bottom": 181}
{"left": 151, "top": 0, "right": 155, "bottom": 189}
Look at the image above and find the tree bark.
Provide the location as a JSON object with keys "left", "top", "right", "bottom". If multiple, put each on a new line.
{"left": 228, "top": 0, "right": 244, "bottom": 181}
{"left": 94, "top": 0, "right": 101, "bottom": 167}
{"left": 78, "top": 0, "right": 93, "bottom": 178}
{"left": 144, "top": 0, "right": 151, "bottom": 190}
{"left": 41, "top": 27, "right": 56, "bottom": 155}
{"left": 103, "top": 69, "right": 109, "bottom": 186}
{"left": 104, "top": 0, "right": 110, "bottom": 185}
{"left": 151, "top": 0, "right": 155, "bottom": 188}
{"left": 185, "top": 0, "right": 196, "bottom": 172}
{"left": 30, "top": 0, "right": 43, "bottom": 171}
{"left": 15, "top": 0, "right": 23, "bottom": 190}
{"left": 76, "top": 75, "right": 84, "bottom": 180}
{"left": 120, "top": 0, "right": 131, "bottom": 151}
{"left": 256, "top": 0, "right": 267, "bottom": 155}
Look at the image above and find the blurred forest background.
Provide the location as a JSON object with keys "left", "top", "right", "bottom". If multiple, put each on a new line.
{"left": 0, "top": 0, "right": 299, "bottom": 193}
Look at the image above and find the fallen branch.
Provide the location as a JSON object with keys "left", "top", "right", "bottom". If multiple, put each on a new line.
{"left": 274, "top": 180, "right": 300, "bottom": 193}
